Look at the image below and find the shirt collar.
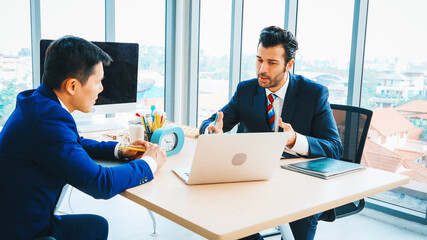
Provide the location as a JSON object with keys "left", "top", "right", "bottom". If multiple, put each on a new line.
{"left": 57, "top": 97, "right": 71, "bottom": 112}
{"left": 265, "top": 72, "right": 290, "bottom": 100}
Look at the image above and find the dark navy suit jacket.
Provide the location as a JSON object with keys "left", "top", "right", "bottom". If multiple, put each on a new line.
{"left": 0, "top": 84, "right": 153, "bottom": 239}
{"left": 200, "top": 73, "right": 343, "bottom": 159}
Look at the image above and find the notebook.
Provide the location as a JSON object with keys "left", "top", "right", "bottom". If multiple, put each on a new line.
{"left": 173, "top": 132, "right": 289, "bottom": 185}
{"left": 281, "top": 157, "right": 366, "bottom": 179}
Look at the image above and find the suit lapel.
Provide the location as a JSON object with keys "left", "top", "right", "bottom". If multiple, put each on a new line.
{"left": 281, "top": 73, "right": 299, "bottom": 128}
{"left": 253, "top": 85, "right": 270, "bottom": 131}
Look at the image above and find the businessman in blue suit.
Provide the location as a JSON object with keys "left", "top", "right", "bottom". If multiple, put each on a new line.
{"left": 200, "top": 26, "right": 343, "bottom": 240}
{"left": 0, "top": 36, "right": 167, "bottom": 240}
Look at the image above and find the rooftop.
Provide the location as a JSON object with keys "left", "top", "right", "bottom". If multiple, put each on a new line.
{"left": 396, "top": 100, "right": 427, "bottom": 114}
{"left": 362, "top": 139, "right": 427, "bottom": 184}
{"left": 370, "top": 108, "right": 416, "bottom": 136}
{"left": 379, "top": 72, "right": 410, "bottom": 81}
{"left": 399, "top": 161, "right": 427, "bottom": 184}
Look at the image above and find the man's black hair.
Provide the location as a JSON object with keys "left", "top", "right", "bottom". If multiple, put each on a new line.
{"left": 258, "top": 26, "right": 298, "bottom": 64}
{"left": 42, "top": 36, "right": 112, "bottom": 89}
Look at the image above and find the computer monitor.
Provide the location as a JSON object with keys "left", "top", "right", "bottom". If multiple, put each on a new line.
{"left": 39, "top": 39, "right": 139, "bottom": 118}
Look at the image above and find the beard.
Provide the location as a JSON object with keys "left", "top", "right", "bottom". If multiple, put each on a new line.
{"left": 257, "top": 71, "right": 286, "bottom": 89}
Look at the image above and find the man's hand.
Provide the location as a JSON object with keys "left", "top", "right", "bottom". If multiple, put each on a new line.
{"left": 143, "top": 144, "right": 167, "bottom": 170}
{"left": 207, "top": 111, "right": 224, "bottom": 134}
{"left": 122, "top": 140, "right": 167, "bottom": 170}
{"left": 122, "top": 139, "right": 151, "bottom": 160}
{"left": 278, "top": 118, "right": 297, "bottom": 148}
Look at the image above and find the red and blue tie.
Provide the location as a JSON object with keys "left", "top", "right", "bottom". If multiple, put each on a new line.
{"left": 267, "top": 93, "right": 277, "bottom": 131}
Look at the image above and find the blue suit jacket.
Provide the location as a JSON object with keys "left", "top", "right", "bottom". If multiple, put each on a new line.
{"left": 0, "top": 84, "right": 153, "bottom": 239}
{"left": 200, "top": 73, "right": 343, "bottom": 159}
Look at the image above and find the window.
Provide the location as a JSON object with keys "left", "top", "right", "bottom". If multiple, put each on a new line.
{"left": 41, "top": 0, "right": 105, "bottom": 41}
{"left": 361, "top": 0, "right": 427, "bottom": 215}
{"left": 240, "top": 0, "right": 285, "bottom": 81}
{"left": 116, "top": 0, "right": 166, "bottom": 111}
{"left": 197, "top": 0, "right": 232, "bottom": 126}
{"left": 0, "top": 0, "right": 32, "bottom": 126}
{"left": 294, "top": 0, "right": 354, "bottom": 105}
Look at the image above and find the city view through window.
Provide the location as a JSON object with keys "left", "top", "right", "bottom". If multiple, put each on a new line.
{"left": 0, "top": 0, "right": 165, "bottom": 127}
{"left": 294, "top": 0, "right": 427, "bottom": 213}
{"left": 0, "top": 0, "right": 32, "bottom": 126}
{"left": 360, "top": 0, "right": 426, "bottom": 212}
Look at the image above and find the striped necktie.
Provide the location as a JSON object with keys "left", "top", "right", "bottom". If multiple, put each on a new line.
{"left": 267, "top": 93, "right": 277, "bottom": 131}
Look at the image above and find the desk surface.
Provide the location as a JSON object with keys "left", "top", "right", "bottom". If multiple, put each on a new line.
{"left": 99, "top": 137, "right": 409, "bottom": 240}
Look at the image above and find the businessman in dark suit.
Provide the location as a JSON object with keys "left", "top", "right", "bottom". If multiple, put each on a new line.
{"left": 200, "top": 26, "right": 343, "bottom": 240}
{"left": 0, "top": 36, "right": 167, "bottom": 240}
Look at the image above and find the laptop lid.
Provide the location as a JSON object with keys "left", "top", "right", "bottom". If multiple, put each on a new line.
{"left": 180, "top": 132, "right": 289, "bottom": 185}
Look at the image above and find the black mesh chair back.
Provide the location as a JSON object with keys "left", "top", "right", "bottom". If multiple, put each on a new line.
{"left": 320, "top": 104, "right": 373, "bottom": 222}
{"left": 331, "top": 104, "right": 373, "bottom": 164}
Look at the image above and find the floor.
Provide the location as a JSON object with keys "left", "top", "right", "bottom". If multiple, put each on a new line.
{"left": 57, "top": 187, "right": 426, "bottom": 240}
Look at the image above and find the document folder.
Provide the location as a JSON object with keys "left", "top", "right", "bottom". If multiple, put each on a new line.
{"left": 281, "top": 157, "right": 366, "bottom": 179}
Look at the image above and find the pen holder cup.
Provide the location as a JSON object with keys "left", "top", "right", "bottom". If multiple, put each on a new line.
{"left": 145, "top": 132, "right": 153, "bottom": 142}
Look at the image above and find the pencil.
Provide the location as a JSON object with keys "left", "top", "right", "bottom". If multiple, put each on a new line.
{"left": 119, "top": 146, "right": 146, "bottom": 152}
{"left": 141, "top": 116, "right": 149, "bottom": 139}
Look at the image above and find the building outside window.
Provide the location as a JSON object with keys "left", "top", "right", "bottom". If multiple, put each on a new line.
{"left": 360, "top": 0, "right": 427, "bottom": 216}
{"left": 0, "top": 1, "right": 32, "bottom": 127}
{"left": 197, "top": 0, "right": 231, "bottom": 126}
{"left": 116, "top": 0, "right": 166, "bottom": 111}
{"left": 294, "top": 0, "right": 354, "bottom": 105}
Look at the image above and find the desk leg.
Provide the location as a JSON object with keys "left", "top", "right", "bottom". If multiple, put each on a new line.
{"left": 279, "top": 223, "right": 295, "bottom": 240}
{"left": 146, "top": 209, "right": 159, "bottom": 236}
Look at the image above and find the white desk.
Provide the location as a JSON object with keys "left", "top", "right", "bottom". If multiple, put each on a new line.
{"left": 104, "top": 137, "right": 410, "bottom": 240}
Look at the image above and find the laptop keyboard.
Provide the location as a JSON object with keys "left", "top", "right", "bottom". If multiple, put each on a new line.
{"left": 185, "top": 172, "right": 190, "bottom": 177}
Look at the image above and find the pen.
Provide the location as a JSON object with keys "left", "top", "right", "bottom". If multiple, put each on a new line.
{"left": 211, "top": 112, "right": 218, "bottom": 134}
{"left": 150, "top": 105, "right": 155, "bottom": 122}
{"left": 141, "top": 116, "right": 149, "bottom": 139}
{"left": 119, "top": 146, "right": 146, "bottom": 152}
{"left": 145, "top": 114, "right": 152, "bottom": 132}
{"left": 160, "top": 112, "right": 166, "bottom": 127}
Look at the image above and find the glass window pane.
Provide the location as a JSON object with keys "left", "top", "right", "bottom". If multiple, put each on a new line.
{"left": 116, "top": 0, "right": 166, "bottom": 111}
{"left": 198, "top": 0, "right": 231, "bottom": 126}
{"left": 361, "top": 0, "right": 427, "bottom": 211}
{"left": 241, "top": 0, "right": 285, "bottom": 81}
{"left": 0, "top": 1, "right": 32, "bottom": 126}
{"left": 294, "top": 0, "right": 353, "bottom": 105}
{"left": 41, "top": 0, "right": 105, "bottom": 41}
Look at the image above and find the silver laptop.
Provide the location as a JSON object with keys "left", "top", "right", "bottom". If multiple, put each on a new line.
{"left": 173, "top": 132, "right": 289, "bottom": 185}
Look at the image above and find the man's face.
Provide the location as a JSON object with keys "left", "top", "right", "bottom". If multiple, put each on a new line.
{"left": 72, "top": 62, "right": 104, "bottom": 113}
{"left": 256, "top": 44, "right": 287, "bottom": 92}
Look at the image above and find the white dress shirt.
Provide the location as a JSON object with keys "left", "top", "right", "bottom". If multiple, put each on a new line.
{"left": 57, "top": 98, "right": 157, "bottom": 174}
{"left": 265, "top": 72, "right": 309, "bottom": 156}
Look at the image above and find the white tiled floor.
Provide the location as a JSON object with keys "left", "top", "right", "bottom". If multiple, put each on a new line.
{"left": 57, "top": 187, "right": 426, "bottom": 240}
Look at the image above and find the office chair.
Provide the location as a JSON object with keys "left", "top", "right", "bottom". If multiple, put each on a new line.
{"left": 319, "top": 104, "right": 373, "bottom": 222}
{"left": 250, "top": 104, "right": 372, "bottom": 238}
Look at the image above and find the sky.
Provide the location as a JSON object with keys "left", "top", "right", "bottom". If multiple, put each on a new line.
{"left": 0, "top": 0, "right": 426, "bottom": 64}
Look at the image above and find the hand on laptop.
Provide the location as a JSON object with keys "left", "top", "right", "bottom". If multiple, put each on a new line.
{"left": 278, "top": 118, "right": 296, "bottom": 148}
{"left": 207, "top": 111, "right": 224, "bottom": 134}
